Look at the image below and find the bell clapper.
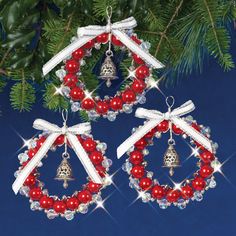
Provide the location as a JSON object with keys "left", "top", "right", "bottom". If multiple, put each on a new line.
{"left": 55, "top": 110, "right": 75, "bottom": 189}
{"left": 162, "top": 96, "right": 181, "bottom": 176}
{"left": 99, "top": 6, "right": 118, "bottom": 87}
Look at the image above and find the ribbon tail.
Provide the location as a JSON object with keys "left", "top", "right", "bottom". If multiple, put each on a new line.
{"left": 43, "top": 35, "right": 96, "bottom": 76}
{"left": 12, "top": 133, "right": 59, "bottom": 195}
{"left": 67, "top": 133, "right": 102, "bottom": 184}
{"left": 113, "top": 30, "right": 165, "bottom": 69}
{"left": 172, "top": 118, "right": 213, "bottom": 153}
{"left": 117, "top": 119, "right": 163, "bottom": 158}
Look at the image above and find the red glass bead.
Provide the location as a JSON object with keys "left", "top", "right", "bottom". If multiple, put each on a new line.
{"left": 134, "top": 138, "right": 147, "bottom": 150}
{"left": 39, "top": 196, "right": 54, "bottom": 209}
{"left": 70, "top": 87, "right": 85, "bottom": 101}
{"left": 53, "top": 200, "right": 66, "bottom": 213}
{"left": 29, "top": 187, "right": 42, "bottom": 201}
{"left": 24, "top": 174, "right": 36, "bottom": 187}
{"left": 87, "top": 182, "right": 101, "bottom": 193}
{"left": 77, "top": 190, "right": 92, "bottom": 204}
{"left": 156, "top": 120, "right": 169, "bottom": 133}
{"left": 81, "top": 98, "right": 95, "bottom": 110}
{"left": 96, "top": 165, "right": 106, "bottom": 177}
{"left": 36, "top": 136, "right": 46, "bottom": 148}
{"left": 112, "top": 35, "right": 122, "bottom": 46}
{"left": 63, "top": 74, "right": 78, "bottom": 88}
{"left": 122, "top": 89, "right": 136, "bottom": 103}
{"left": 66, "top": 197, "right": 79, "bottom": 210}
{"left": 83, "top": 40, "right": 95, "bottom": 49}
{"left": 172, "top": 124, "right": 183, "bottom": 135}
{"left": 132, "top": 53, "right": 144, "bottom": 65}
{"left": 151, "top": 185, "right": 166, "bottom": 199}
{"left": 54, "top": 135, "right": 65, "bottom": 146}
{"left": 192, "top": 176, "right": 206, "bottom": 191}
{"left": 131, "top": 79, "right": 146, "bottom": 93}
{"left": 192, "top": 123, "right": 201, "bottom": 132}
{"left": 65, "top": 59, "right": 80, "bottom": 73}
{"left": 72, "top": 48, "right": 85, "bottom": 60}
{"left": 200, "top": 165, "right": 214, "bottom": 178}
{"left": 131, "top": 165, "right": 145, "bottom": 179}
{"left": 110, "top": 97, "right": 123, "bottom": 110}
{"left": 83, "top": 138, "right": 96, "bottom": 152}
{"left": 135, "top": 65, "right": 150, "bottom": 80}
{"left": 89, "top": 151, "right": 104, "bottom": 165}
{"left": 96, "top": 33, "right": 109, "bottom": 43}
{"left": 144, "top": 128, "right": 156, "bottom": 139}
{"left": 28, "top": 148, "right": 37, "bottom": 158}
{"left": 139, "top": 177, "right": 152, "bottom": 190}
{"left": 131, "top": 35, "right": 141, "bottom": 45}
{"left": 200, "top": 151, "right": 214, "bottom": 163}
{"left": 166, "top": 189, "right": 181, "bottom": 203}
{"left": 129, "top": 150, "right": 144, "bottom": 165}
{"left": 96, "top": 100, "right": 109, "bottom": 114}
{"left": 181, "top": 185, "right": 193, "bottom": 199}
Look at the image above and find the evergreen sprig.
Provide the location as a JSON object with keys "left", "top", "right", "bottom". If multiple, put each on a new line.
{"left": 0, "top": 0, "right": 235, "bottom": 112}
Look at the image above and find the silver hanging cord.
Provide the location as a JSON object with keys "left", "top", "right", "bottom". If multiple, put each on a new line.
{"left": 61, "top": 109, "right": 69, "bottom": 159}
{"left": 106, "top": 6, "right": 113, "bottom": 56}
{"left": 166, "top": 96, "right": 175, "bottom": 145}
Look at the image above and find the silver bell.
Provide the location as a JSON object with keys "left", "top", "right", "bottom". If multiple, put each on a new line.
{"left": 99, "top": 52, "right": 118, "bottom": 87}
{"left": 55, "top": 157, "right": 74, "bottom": 189}
{"left": 162, "top": 141, "right": 181, "bottom": 176}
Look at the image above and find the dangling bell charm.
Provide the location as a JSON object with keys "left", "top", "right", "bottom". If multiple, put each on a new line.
{"left": 55, "top": 154, "right": 74, "bottom": 189}
{"left": 99, "top": 51, "right": 118, "bottom": 87}
{"left": 162, "top": 140, "right": 181, "bottom": 176}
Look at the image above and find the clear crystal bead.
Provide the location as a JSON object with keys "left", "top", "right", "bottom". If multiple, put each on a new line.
{"left": 96, "top": 142, "right": 107, "bottom": 152}
{"left": 19, "top": 186, "right": 30, "bottom": 197}
{"left": 92, "top": 194, "right": 102, "bottom": 202}
{"left": 71, "top": 102, "right": 80, "bottom": 112}
{"left": 143, "top": 149, "right": 149, "bottom": 156}
{"left": 211, "top": 159, "right": 221, "bottom": 171}
{"left": 107, "top": 111, "right": 117, "bottom": 122}
{"left": 64, "top": 210, "right": 74, "bottom": 221}
{"left": 141, "top": 192, "right": 151, "bottom": 203}
{"left": 78, "top": 204, "right": 88, "bottom": 214}
{"left": 30, "top": 201, "right": 41, "bottom": 211}
{"left": 61, "top": 86, "right": 71, "bottom": 97}
{"left": 137, "top": 94, "right": 146, "bottom": 104}
{"left": 202, "top": 126, "right": 211, "bottom": 135}
{"left": 37, "top": 161, "right": 43, "bottom": 167}
{"left": 193, "top": 191, "right": 203, "bottom": 202}
{"left": 146, "top": 171, "right": 153, "bottom": 178}
{"left": 42, "top": 189, "right": 48, "bottom": 195}
{"left": 122, "top": 162, "right": 132, "bottom": 173}
{"left": 102, "top": 159, "right": 112, "bottom": 168}
{"left": 177, "top": 199, "right": 186, "bottom": 210}
{"left": 185, "top": 115, "right": 194, "bottom": 123}
{"left": 29, "top": 140, "right": 37, "bottom": 148}
{"left": 18, "top": 153, "right": 29, "bottom": 163}
{"left": 103, "top": 176, "right": 112, "bottom": 186}
{"left": 123, "top": 104, "right": 133, "bottom": 114}
{"left": 158, "top": 199, "right": 169, "bottom": 209}
{"left": 94, "top": 43, "right": 101, "bottom": 50}
{"left": 212, "top": 142, "right": 219, "bottom": 153}
{"left": 70, "top": 36, "right": 77, "bottom": 43}
{"left": 155, "top": 132, "right": 161, "bottom": 138}
{"left": 55, "top": 69, "right": 66, "bottom": 80}
{"left": 141, "top": 41, "right": 151, "bottom": 51}
{"left": 207, "top": 178, "right": 217, "bottom": 188}
{"left": 47, "top": 209, "right": 58, "bottom": 220}
{"left": 86, "top": 49, "right": 92, "bottom": 57}
{"left": 88, "top": 110, "right": 99, "bottom": 121}
{"left": 14, "top": 170, "right": 20, "bottom": 178}
{"left": 80, "top": 59, "right": 86, "bottom": 66}
{"left": 129, "top": 178, "right": 139, "bottom": 190}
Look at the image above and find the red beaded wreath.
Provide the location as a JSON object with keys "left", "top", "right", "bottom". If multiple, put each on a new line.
{"left": 56, "top": 33, "right": 154, "bottom": 121}
{"left": 15, "top": 133, "right": 111, "bottom": 220}
{"left": 123, "top": 118, "right": 220, "bottom": 209}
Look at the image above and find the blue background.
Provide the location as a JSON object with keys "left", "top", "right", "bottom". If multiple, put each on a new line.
{"left": 0, "top": 34, "right": 236, "bottom": 236}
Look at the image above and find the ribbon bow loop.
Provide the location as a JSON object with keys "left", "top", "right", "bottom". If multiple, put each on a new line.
{"left": 12, "top": 119, "right": 102, "bottom": 195}
{"left": 117, "top": 100, "right": 212, "bottom": 159}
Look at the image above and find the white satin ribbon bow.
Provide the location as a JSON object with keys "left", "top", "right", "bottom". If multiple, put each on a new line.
{"left": 117, "top": 100, "right": 213, "bottom": 158}
{"left": 42, "top": 17, "right": 164, "bottom": 76}
{"left": 12, "top": 119, "right": 102, "bottom": 194}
